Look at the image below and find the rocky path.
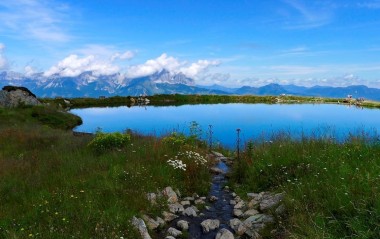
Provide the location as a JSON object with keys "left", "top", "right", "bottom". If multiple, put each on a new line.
{"left": 133, "top": 152, "right": 286, "bottom": 239}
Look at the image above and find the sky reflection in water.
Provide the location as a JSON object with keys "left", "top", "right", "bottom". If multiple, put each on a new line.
{"left": 71, "top": 103, "right": 380, "bottom": 148}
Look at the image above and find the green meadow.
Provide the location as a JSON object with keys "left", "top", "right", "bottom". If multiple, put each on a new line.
{"left": 1, "top": 100, "right": 380, "bottom": 238}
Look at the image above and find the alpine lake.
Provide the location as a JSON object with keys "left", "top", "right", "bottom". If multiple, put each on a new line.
{"left": 71, "top": 103, "right": 380, "bottom": 148}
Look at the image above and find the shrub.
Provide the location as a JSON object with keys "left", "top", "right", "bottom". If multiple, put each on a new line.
{"left": 162, "top": 132, "right": 187, "bottom": 149}
{"left": 88, "top": 132, "right": 131, "bottom": 153}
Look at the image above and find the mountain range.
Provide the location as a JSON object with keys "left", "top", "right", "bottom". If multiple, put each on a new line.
{"left": 0, "top": 70, "right": 379, "bottom": 101}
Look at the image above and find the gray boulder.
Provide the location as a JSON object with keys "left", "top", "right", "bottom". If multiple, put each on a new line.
{"left": 0, "top": 87, "right": 41, "bottom": 108}
{"left": 200, "top": 219, "right": 220, "bottom": 233}
{"left": 168, "top": 202, "right": 184, "bottom": 214}
{"left": 229, "top": 218, "right": 247, "bottom": 236}
{"left": 131, "top": 216, "right": 152, "bottom": 239}
{"left": 259, "top": 193, "right": 285, "bottom": 211}
{"left": 216, "top": 228, "right": 235, "bottom": 239}
{"left": 162, "top": 211, "right": 178, "bottom": 222}
{"left": 167, "top": 227, "right": 182, "bottom": 237}
{"left": 182, "top": 206, "right": 198, "bottom": 217}
{"left": 162, "top": 187, "right": 178, "bottom": 203}
{"left": 142, "top": 215, "right": 159, "bottom": 230}
{"left": 243, "top": 209, "right": 259, "bottom": 217}
{"left": 177, "top": 220, "right": 189, "bottom": 231}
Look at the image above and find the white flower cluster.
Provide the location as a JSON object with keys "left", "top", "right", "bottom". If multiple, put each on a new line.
{"left": 167, "top": 159, "right": 187, "bottom": 171}
{"left": 178, "top": 150, "right": 207, "bottom": 166}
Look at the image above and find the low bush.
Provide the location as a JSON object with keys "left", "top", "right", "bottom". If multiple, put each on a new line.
{"left": 88, "top": 131, "right": 131, "bottom": 153}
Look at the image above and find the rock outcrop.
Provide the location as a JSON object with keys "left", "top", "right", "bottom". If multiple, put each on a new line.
{"left": 0, "top": 86, "right": 41, "bottom": 108}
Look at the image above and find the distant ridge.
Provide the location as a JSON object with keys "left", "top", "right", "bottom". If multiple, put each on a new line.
{"left": 0, "top": 70, "right": 379, "bottom": 101}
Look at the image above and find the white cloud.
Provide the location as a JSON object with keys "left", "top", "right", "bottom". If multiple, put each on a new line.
{"left": 44, "top": 54, "right": 119, "bottom": 77}
{"left": 112, "top": 50, "right": 135, "bottom": 61}
{"left": 180, "top": 60, "right": 220, "bottom": 78}
{"left": 24, "top": 65, "right": 36, "bottom": 76}
{"left": 0, "top": 43, "right": 7, "bottom": 70}
{"left": 125, "top": 53, "right": 219, "bottom": 79}
{"left": 281, "top": 0, "right": 333, "bottom": 29}
{"left": 0, "top": 0, "right": 71, "bottom": 42}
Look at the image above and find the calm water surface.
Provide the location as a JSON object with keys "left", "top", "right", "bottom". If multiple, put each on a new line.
{"left": 71, "top": 103, "right": 380, "bottom": 148}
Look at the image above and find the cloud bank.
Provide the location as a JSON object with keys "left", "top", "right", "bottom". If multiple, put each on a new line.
{"left": 42, "top": 53, "right": 220, "bottom": 80}
{"left": 44, "top": 54, "right": 120, "bottom": 77}
{"left": 125, "top": 53, "right": 220, "bottom": 79}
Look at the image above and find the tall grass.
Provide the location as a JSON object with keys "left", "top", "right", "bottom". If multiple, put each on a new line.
{"left": 230, "top": 132, "right": 380, "bottom": 238}
{"left": 0, "top": 108, "right": 211, "bottom": 238}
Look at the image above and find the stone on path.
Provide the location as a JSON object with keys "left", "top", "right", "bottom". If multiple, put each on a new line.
{"left": 167, "top": 227, "right": 182, "bottom": 237}
{"left": 259, "top": 193, "right": 285, "bottom": 211}
{"left": 162, "top": 211, "right": 178, "bottom": 222}
{"left": 165, "top": 236, "right": 175, "bottom": 239}
{"left": 131, "top": 216, "right": 152, "bottom": 239}
{"left": 234, "top": 201, "right": 245, "bottom": 209}
{"left": 210, "top": 167, "right": 225, "bottom": 174}
{"left": 180, "top": 200, "right": 191, "bottom": 206}
{"left": 168, "top": 202, "right": 184, "bottom": 214}
{"left": 200, "top": 219, "right": 220, "bottom": 233}
{"left": 156, "top": 217, "right": 165, "bottom": 227}
{"left": 162, "top": 187, "right": 178, "bottom": 203}
{"left": 177, "top": 220, "right": 189, "bottom": 231}
{"left": 216, "top": 228, "right": 235, "bottom": 239}
{"left": 243, "top": 209, "right": 259, "bottom": 217}
{"left": 229, "top": 218, "right": 247, "bottom": 236}
{"left": 182, "top": 206, "right": 198, "bottom": 217}
{"left": 233, "top": 209, "right": 243, "bottom": 217}
{"left": 142, "top": 215, "right": 159, "bottom": 230}
{"left": 209, "top": 195, "right": 218, "bottom": 202}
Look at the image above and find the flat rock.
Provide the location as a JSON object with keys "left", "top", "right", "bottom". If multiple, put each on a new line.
{"left": 233, "top": 209, "right": 243, "bottom": 217}
{"left": 216, "top": 228, "right": 235, "bottom": 239}
{"left": 248, "top": 199, "right": 260, "bottom": 209}
{"left": 146, "top": 193, "right": 157, "bottom": 204}
{"left": 212, "top": 151, "right": 224, "bottom": 157}
{"left": 259, "top": 193, "right": 285, "bottom": 211}
{"left": 156, "top": 217, "right": 165, "bottom": 227}
{"left": 168, "top": 202, "right": 184, "bottom": 214}
{"left": 142, "top": 215, "right": 159, "bottom": 230}
{"left": 167, "top": 227, "right": 182, "bottom": 237}
{"left": 243, "top": 209, "right": 259, "bottom": 217}
{"left": 209, "top": 196, "right": 218, "bottom": 202}
{"left": 201, "top": 219, "right": 220, "bottom": 233}
{"left": 210, "top": 167, "right": 225, "bottom": 174}
{"left": 229, "top": 218, "right": 247, "bottom": 236}
{"left": 234, "top": 201, "right": 246, "bottom": 209}
{"left": 182, "top": 206, "right": 198, "bottom": 217}
{"left": 162, "top": 211, "right": 178, "bottom": 222}
{"left": 244, "top": 214, "right": 274, "bottom": 232}
{"left": 177, "top": 220, "right": 189, "bottom": 231}
{"left": 180, "top": 200, "right": 191, "bottom": 206}
{"left": 131, "top": 216, "right": 152, "bottom": 239}
{"left": 230, "top": 200, "right": 236, "bottom": 205}
{"left": 195, "top": 199, "right": 205, "bottom": 205}
{"left": 162, "top": 187, "right": 178, "bottom": 203}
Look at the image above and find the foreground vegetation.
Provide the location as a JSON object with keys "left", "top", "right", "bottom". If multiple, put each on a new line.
{"left": 2, "top": 101, "right": 380, "bottom": 238}
{"left": 0, "top": 106, "right": 211, "bottom": 238}
{"left": 41, "top": 94, "right": 380, "bottom": 109}
{"left": 231, "top": 133, "right": 380, "bottom": 239}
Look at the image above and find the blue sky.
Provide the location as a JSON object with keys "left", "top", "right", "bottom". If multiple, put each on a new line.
{"left": 0, "top": 0, "right": 380, "bottom": 87}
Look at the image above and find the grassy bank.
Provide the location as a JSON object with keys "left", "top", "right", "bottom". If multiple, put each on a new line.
{"left": 230, "top": 133, "right": 380, "bottom": 238}
{"left": 0, "top": 106, "right": 212, "bottom": 238}
{"left": 41, "top": 94, "right": 369, "bottom": 109}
